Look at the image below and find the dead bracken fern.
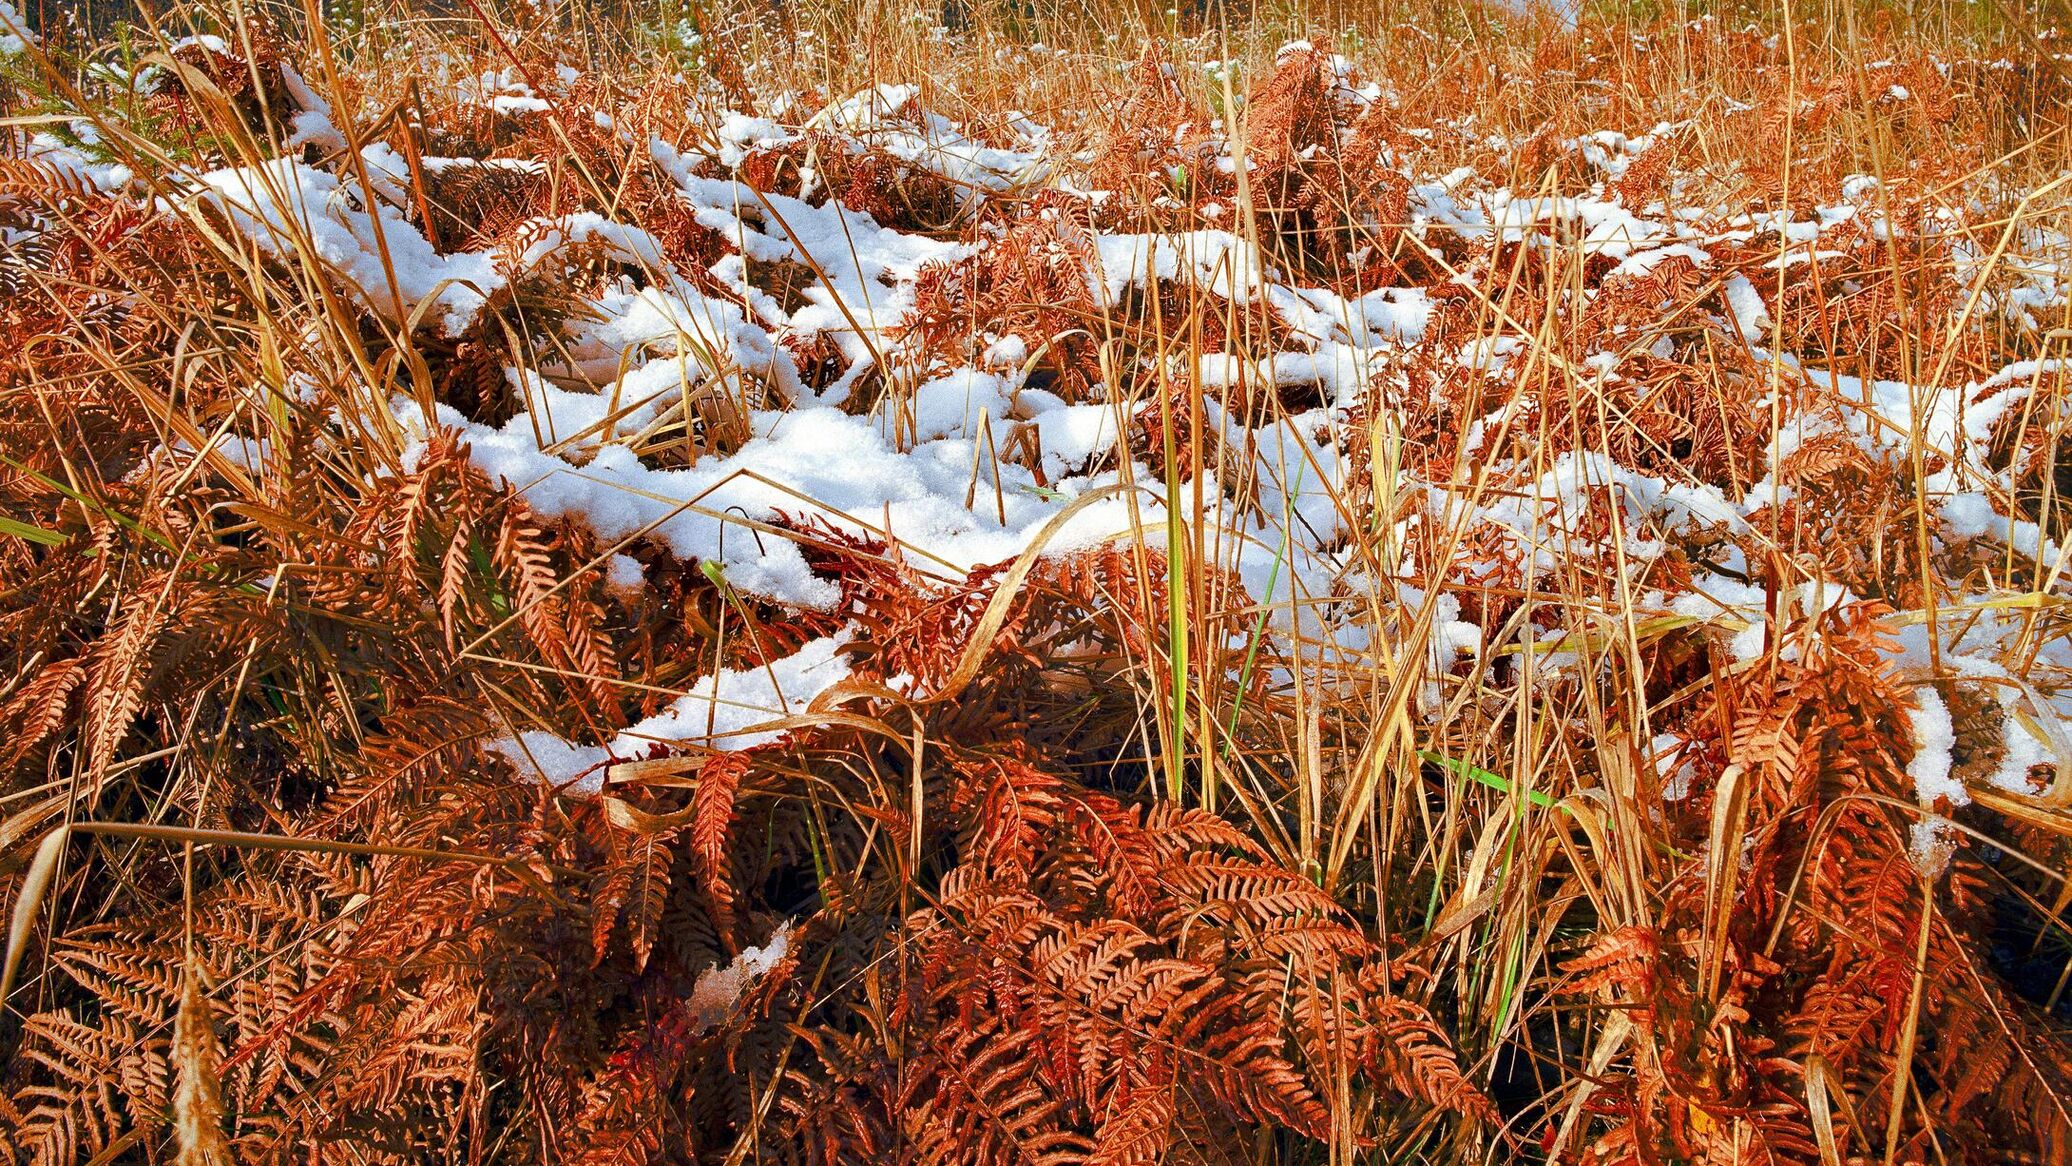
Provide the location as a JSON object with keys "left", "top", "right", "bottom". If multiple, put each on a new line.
{"left": 2, "top": 2, "right": 2072, "bottom": 1165}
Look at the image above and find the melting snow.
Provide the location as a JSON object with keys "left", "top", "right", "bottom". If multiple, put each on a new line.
{"left": 687, "top": 920, "right": 793, "bottom": 1030}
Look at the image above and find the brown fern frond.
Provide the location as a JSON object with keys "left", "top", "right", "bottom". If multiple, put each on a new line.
{"left": 692, "top": 751, "right": 750, "bottom": 948}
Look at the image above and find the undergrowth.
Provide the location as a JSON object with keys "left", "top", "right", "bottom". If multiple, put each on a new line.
{"left": 3, "top": 0, "right": 2072, "bottom": 1162}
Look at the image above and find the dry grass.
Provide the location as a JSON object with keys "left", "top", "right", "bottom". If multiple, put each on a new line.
{"left": 3, "top": 0, "right": 2072, "bottom": 1162}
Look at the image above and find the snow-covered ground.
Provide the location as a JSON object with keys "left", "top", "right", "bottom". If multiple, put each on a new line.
{"left": 22, "top": 39, "right": 2072, "bottom": 868}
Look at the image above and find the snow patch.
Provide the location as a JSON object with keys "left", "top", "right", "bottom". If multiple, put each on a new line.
{"left": 488, "top": 630, "right": 857, "bottom": 793}
{"left": 687, "top": 920, "right": 793, "bottom": 1030}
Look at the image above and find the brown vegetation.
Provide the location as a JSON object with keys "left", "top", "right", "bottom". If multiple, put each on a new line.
{"left": 3, "top": 1, "right": 2072, "bottom": 1163}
